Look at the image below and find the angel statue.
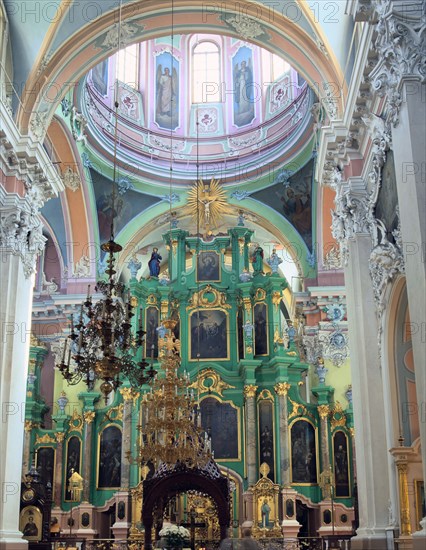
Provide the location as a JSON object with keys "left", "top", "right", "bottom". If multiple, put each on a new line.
{"left": 156, "top": 65, "right": 178, "bottom": 118}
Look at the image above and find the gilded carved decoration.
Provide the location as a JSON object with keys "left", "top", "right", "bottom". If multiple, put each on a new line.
{"left": 160, "top": 300, "right": 169, "bottom": 319}
{"left": 24, "top": 420, "right": 38, "bottom": 432}
{"left": 103, "top": 403, "right": 124, "bottom": 424}
{"left": 186, "top": 285, "right": 231, "bottom": 311}
{"left": 146, "top": 294, "right": 157, "bottom": 305}
{"left": 69, "top": 409, "right": 84, "bottom": 434}
{"left": 330, "top": 402, "right": 347, "bottom": 429}
{"left": 254, "top": 288, "right": 266, "bottom": 301}
{"left": 317, "top": 405, "right": 330, "bottom": 419}
{"left": 274, "top": 382, "right": 291, "bottom": 397}
{"left": 83, "top": 411, "right": 96, "bottom": 424}
{"left": 188, "top": 369, "right": 235, "bottom": 396}
{"left": 120, "top": 387, "right": 140, "bottom": 404}
{"left": 244, "top": 385, "right": 258, "bottom": 399}
{"left": 35, "top": 433, "right": 56, "bottom": 445}
{"left": 54, "top": 432, "right": 65, "bottom": 443}
{"left": 288, "top": 398, "right": 315, "bottom": 422}
{"left": 248, "top": 463, "right": 282, "bottom": 537}
{"left": 271, "top": 291, "right": 282, "bottom": 313}
{"left": 242, "top": 297, "right": 252, "bottom": 312}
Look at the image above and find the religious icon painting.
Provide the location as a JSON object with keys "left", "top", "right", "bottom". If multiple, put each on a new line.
{"left": 196, "top": 251, "right": 220, "bottom": 282}
{"left": 290, "top": 419, "right": 317, "bottom": 484}
{"left": 20, "top": 506, "right": 42, "bottom": 541}
{"left": 333, "top": 431, "right": 350, "bottom": 497}
{"left": 98, "top": 425, "right": 122, "bottom": 489}
{"left": 200, "top": 397, "right": 239, "bottom": 459}
{"left": 190, "top": 309, "right": 228, "bottom": 360}
{"left": 36, "top": 447, "right": 55, "bottom": 497}
{"left": 155, "top": 51, "right": 179, "bottom": 130}
{"left": 254, "top": 302, "right": 268, "bottom": 356}
{"left": 258, "top": 400, "right": 275, "bottom": 481}
{"left": 232, "top": 46, "right": 255, "bottom": 127}
{"left": 145, "top": 306, "right": 159, "bottom": 358}
{"left": 64, "top": 436, "right": 82, "bottom": 501}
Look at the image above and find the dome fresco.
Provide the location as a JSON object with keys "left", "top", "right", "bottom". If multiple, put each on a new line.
{"left": 81, "top": 34, "right": 315, "bottom": 185}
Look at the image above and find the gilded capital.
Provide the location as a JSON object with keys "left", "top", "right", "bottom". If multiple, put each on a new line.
{"left": 120, "top": 387, "right": 140, "bottom": 403}
{"left": 55, "top": 432, "right": 65, "bottom": 443}
{"left": 318, "top": 405, "right": 330, "bottom": 419}
{"left": 24, "top": 420, "right": 37, "bottom": 432}
{"left": 274, "top": 382, "right": 291, "bottom": 396}
{"left": 244, "top": 385, "right": 258, "bottom": 399}
{"left": 83, "top": 410, "right": 96, "bottom": 424}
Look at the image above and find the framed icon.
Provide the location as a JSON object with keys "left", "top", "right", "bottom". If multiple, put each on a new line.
{"left": 20, "top": 506, "right": 42, "bottom": 541}
{"left": 196, "top": 251, "right": 220, "bottom": 282}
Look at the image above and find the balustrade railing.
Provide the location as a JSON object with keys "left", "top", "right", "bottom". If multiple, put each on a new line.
{"left": 51, "top": 536, "right": 352, "bottom": 550}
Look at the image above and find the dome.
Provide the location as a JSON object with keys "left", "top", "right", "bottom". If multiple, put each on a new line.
{"left": 81, "top": 34, "right": 314, "bottom": 186}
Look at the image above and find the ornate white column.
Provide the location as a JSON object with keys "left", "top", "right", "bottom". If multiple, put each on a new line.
{"left": 0, "top": 112, "right": 62, "bottom": 547}
{"left": 367, "top": 3, "right": 426, "bottom": 545}
{"left": 0, "top": 188, "right": 47, "bottom": 549}
{"left": 244, "top": 385, "right": 258, "bottom": 486}
{"left": 331, "top": 180, "right": 390, "bottom": 550}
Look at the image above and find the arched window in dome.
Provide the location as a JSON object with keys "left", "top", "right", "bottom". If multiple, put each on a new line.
{"left": 116, "top": 44, "right": 139, "bottom": 89}
{"left": 261, "top": 49, "right": 290, "bottom": 83}
{"left": 192, "top": 41, "right": 221, "bottom": 104}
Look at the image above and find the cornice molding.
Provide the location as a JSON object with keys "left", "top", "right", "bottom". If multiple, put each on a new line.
{"left": 0, "top": 98, "right": 63, "bottom": 194}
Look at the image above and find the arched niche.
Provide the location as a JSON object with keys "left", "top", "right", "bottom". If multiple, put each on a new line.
{"left": 142, "top": 464, "right": 230, "bottom": 550}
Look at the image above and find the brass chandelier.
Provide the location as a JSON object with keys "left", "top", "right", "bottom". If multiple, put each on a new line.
{"left": 57, "top": 6, "right": 157, "bottom": 399}
{"left": 57, "top": 238, "right": 156, "bottom": 400}
{"left": 128, "top": 321, "right": 212, "bottom": 470}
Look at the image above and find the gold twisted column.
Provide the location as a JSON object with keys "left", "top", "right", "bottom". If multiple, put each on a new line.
{"left": 274, "top": 382, "right": 291, "bottom": 487}
{"left": 244, "top": 385, "right": 258, "bottom": 485}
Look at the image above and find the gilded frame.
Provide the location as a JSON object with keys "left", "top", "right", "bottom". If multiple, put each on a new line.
{"left": 63, "top": 435, "right": 82, "bottom": 502}
{"left": 196, "top": 251, "right": 221, "bottom": 282}
{"left": 189, "top": 308, "right": 230, "bottom": 361}
{"left": 253, "top": 302, "right": 268, "bottom": 356}
{"left": 289, "top": 417, "right": 319, "bottom": 485}
{"left": 20, "top": 506, "right": 42, "bottom": 541}
{"left": 96, "top": 423, "right": 123, "bottom": 490}
{"left": 199, "top": 395, "right": 241, "bottom": 461}
{"left": 332, "top": 429, "right": 351, "bottom": 498}
{"left": 35, "top": 446, "right": 56, "bottom": 500}
{"left": 257, "top": 391, "right": 276, "bottom": 481}
{"left": 415, "top": 479, "right": 425, "bottom": 531}
{"left": 145, "top": 305, "right": 160, "bottom": 358}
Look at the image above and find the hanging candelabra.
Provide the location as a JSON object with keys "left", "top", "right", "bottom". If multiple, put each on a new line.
{"left": 57, "top": 2, "right": 158, "bottom": 400}
{"left": 57, "top": 241, "right": 156, "bottom": 400}
{"left": 128, "top": 320, "right": 212, "bottom": 470}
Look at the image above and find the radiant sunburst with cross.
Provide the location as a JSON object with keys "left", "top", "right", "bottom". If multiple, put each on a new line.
{"left": 186, "top": 178, "right": 233, "bottom": 234}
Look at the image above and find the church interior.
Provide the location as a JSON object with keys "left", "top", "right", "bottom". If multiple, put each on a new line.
{"left": 0, "top": 1, "right": 425, "bottom": 550}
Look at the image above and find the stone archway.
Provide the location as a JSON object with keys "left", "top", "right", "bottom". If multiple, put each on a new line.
{"left": 142, "top": 463, "right": 230, "bottom": 550}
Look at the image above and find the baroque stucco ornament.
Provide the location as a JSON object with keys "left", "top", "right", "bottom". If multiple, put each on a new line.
{"left": 226, "top": 16, "right": 265, "bottom": 40}
{"left": 367, "top": 0, "right": 426, "bottom": 126}
{"left": 0, "top": 189, "right": 46, "bottom": 278}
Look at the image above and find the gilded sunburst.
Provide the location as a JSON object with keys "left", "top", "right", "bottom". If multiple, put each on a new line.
{"left": 186, "top": 178, "right": 233, "bottom": 233}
